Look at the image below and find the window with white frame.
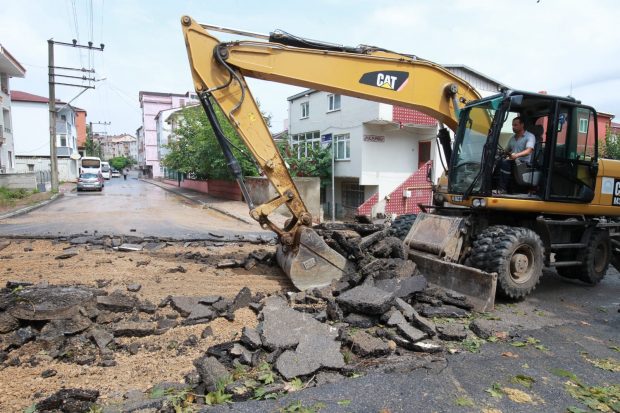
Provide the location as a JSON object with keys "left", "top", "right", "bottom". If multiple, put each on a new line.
{"left": 334, "top": 133, "right": 351, "bottom": 160}
{"left": 291, "top": 131, "right": 320, "bottom": 158}
{"left": 578, "top": 117, "right": 588, "bottom": 134}
{"left": 300, "top": 102, "right": 309, "bottom": 118}
{"left": 328, "top": 94, "right": 341, "bottom": 112}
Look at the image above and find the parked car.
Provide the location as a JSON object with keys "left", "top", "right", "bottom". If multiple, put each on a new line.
{"left": 111, "top": 169, "right": 121, "bottom": 178}
{"left": 77, "top": 173, "right": 103, "bottom": 192}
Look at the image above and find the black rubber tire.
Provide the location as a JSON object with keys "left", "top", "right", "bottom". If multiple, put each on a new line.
{"left": 557, "top": 230, "right": 610, "bottom": 285}
{"left": 470, "top": 226, "right": 544, "bottom": 300}
{"left": 389, "top": 213, "right": 417, "bottom": 240}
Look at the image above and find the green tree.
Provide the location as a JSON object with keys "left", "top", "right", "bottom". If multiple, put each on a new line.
{"left": 109, "top": 156, "right": 134, "bottom": 171}
{"left": 277, "top": 136, "right": 332, "bottom": 187}
{"left": 601, "top": 126, "right": 620, "bottom": 159}
{"left": 162, "top": 102, "right": 258, "bottom": 180}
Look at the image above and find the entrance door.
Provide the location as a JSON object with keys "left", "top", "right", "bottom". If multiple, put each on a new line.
{"left": 548, "top": 104, "right": 597, "bottom": 202}
{"left": 418, "top": 141, "right": 431, "bottom": 166}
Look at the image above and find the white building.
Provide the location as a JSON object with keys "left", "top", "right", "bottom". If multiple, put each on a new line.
{"left": 0, "top": 44, "right": 26, "bottom": 173}
{"left": 11, "top": 90, "right": 80, "bottom": 180}
{"left": 287, "top": 65, "right": 505, "bottom": 218}
{"left": 100, "top": 134, "right": 138, "bottom": 161}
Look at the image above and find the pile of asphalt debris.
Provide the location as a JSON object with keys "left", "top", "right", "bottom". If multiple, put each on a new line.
{"left": 0, "top": 222, "right": 510, "bottom": 412}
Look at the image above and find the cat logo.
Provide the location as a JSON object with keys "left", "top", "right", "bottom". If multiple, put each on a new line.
{"left": 359, "top": 70, "right": 409, "bottom": 91}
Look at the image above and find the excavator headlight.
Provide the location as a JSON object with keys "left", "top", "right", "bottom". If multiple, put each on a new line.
{"left": 472, "top": 198, "right": 487, "bottom": 208}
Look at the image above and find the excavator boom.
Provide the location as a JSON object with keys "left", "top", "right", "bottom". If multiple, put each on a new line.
{"left": 180, "top": 16, "right": 485, "bottom": 295}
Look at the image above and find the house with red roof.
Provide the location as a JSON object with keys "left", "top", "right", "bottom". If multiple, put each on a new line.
{"left": 286, "top": 65, "right": 506, "bottom": 219}
{"left": 0, "top": 44, "right": 26, "bottom": 173}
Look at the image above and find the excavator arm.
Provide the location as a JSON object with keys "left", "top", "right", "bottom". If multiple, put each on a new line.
{"left": 180, "top": 16, "right": 482, "bottom": 291}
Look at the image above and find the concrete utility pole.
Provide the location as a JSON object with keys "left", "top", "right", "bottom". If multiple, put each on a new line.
{"left": 47, "top": 40, "right": 59, "bottom": 192}
{"left": 47, "top": 39, "right": 104, "bottom": 191}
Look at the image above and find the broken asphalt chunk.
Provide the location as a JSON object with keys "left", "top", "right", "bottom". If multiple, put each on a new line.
{"left": 347, "top": 330, "right": 391, "bottom": 357}
{"left": 117, "top": 243, "right": 143, "bottom": 252}
{"left": 193, "top": 356, "right": 229, "bottom": 392}
{"left": 420, "top": 304, "right": 470, "bottom": 318}
{"left": 336, "top": 285, "right": 395, "bottom": 315}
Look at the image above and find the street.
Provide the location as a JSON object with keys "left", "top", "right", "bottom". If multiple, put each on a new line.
{"left": 0, "top": 178, "right": 618, "bottom": 413}
{"left": 0, "top": 174, "right": 270, "bottom": 240}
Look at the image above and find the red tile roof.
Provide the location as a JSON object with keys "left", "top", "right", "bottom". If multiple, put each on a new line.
{"left": 11, "top": 90, "right": 67, "bottom": 105}
{"left": 11, "top": 90, "right": 50, "bottom": 103}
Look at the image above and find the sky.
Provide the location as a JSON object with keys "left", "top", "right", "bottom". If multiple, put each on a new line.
{"left": 1, "top": 0, "right": 619, "bottom": 136}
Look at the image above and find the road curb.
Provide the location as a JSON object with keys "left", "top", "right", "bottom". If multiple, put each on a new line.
{"left": 0, "top": 192, "right": 64, "bottom": 221}
{"left": 140, "top": 179, "right": 255, "bottom": 225}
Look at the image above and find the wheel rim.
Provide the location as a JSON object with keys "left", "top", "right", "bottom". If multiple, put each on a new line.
{"left": 593, "top": 240, "right": 609, "bottom": 273}
{"left": 509, "top": 244, "right": 535, "bottom": 284}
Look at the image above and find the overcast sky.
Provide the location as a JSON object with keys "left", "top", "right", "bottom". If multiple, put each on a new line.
{"left": 2, "top": 0, "right": 619, "bottom": 135}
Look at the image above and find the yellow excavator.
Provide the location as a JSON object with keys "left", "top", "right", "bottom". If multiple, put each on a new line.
{"left": 180, "top": 16, "right": 620, "bottom": 311}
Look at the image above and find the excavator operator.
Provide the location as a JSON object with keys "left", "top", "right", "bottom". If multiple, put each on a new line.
{"left": 495, "top": 116, "right": 535, "bottom": 194}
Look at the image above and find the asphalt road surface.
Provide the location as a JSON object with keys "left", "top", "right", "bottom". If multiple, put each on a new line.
{"left": 0, "top": 175, "right": 271, "bottom": 240}
{"left": 209, "top": 270, "right": 619, "bottom": 413}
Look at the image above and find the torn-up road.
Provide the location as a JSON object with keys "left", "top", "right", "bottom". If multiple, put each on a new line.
{"left": 0, "top": 228, "right": 618, "bottom": 413}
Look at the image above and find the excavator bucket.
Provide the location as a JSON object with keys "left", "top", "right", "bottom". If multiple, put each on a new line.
{"left": 276, "top": 227, "right": 354, "bottom": 291}
{"left": 404, "top": 213, "right": 497, "bottom": 312}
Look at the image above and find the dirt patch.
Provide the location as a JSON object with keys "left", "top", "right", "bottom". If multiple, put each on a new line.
{"left": 0, "top": 239, "right": 289, "bottom": 411}
{"left": 0, "top": 192, "right": 55, "bottom": 216}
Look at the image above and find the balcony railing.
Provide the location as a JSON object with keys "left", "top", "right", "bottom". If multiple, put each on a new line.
{"left": 4, "top": 127, "right": 11, "bottom": 134}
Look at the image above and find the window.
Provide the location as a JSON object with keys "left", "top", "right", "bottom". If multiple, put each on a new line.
{"left": 60, "top": 136, "right": 67, "bottom": 146}
{"left": 27, "top": 164, "right": 34, "bottom": 172}
{"left": 60, "top": 114, "right": 66, "bottom": 121}
{"left": 8, "top": 151, "right": 12, "bottom": 168}
{"left": 291, "top": 131, "right": 320, "bottom": 158}
{"left": 328, "top": 94, "right": 341, "bottom": 112}
{"left": 334, "top": 134, "right": 351, "bottom": 160}
{"left": 300, "top": 102, "right": 309, "bottom": 118}
{"left": 579, "top": 118, "right": 588, "bottom": 134}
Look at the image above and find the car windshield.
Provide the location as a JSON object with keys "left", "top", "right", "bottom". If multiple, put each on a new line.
{"left": 449, "top": 97, "right": 500, "bottom": 194}
{"left": 102, "top": 166, "right": 110, "bottom": 172}
{"left": 80, "top": 173, "right": 98, "bottom": 179}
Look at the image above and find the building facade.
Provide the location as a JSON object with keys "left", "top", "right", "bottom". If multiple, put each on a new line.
{"left": 100, "top": 133, "right": 138, "bottom": 161}
{"left": 287, "top": 65, "right": 506, "bottom": 218}
{"left": 0, "top": 44, "right": 26, "bottom": 173}
{"left": 11, "top": 91, "right": 80, "bottom": 180}
{"left": 138, "top": 91, "right": 198, "bottom": 177}
{"left": 75, "top": 108, "right": 87, "bottom": 156}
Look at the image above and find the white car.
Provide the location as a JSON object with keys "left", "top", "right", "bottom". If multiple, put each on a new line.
{"left": 111, "top": 169, "right": 121, "bottom": 178}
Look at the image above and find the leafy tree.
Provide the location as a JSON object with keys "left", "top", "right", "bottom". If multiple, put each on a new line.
{"left": 109, "top": 156, "right": 134, "bottom": 171}
{"left": 277, "top": 136, "right": 332, "bottom": 187}
{"left": 601, "top": 126, "right": 620, "bottom": 159}
{"left": 162, "top": 102, "right": 258, "bottom": 180}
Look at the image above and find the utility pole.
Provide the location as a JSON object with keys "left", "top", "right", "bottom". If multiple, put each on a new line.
{"left": 48, "top": 39, "right": 104, "bottom": 191}
{"left": 47, "top": 40, "right": 59, "bottom": 192}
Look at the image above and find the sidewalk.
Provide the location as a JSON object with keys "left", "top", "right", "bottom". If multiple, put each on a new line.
{"left": 141, "top": 178, "right": 289, "bottom": 228}
{"left": 0, "top": 182, "right": 75, "bottom": 220}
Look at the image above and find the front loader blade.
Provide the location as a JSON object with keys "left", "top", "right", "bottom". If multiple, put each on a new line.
{"left": 277, "top": 227, "right": 353, "bottom": 291}
{"left": 409, "top": 250, "right": 497, "bottom": 312}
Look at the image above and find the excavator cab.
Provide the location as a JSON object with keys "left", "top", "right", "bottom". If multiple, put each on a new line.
{"left": 448, "top": 90, "right": 598, "bottom": 201}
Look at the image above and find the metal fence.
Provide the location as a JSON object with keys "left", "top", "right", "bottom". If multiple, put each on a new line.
{"left": 35, "top": 170, "right": 51, "bottom": 192}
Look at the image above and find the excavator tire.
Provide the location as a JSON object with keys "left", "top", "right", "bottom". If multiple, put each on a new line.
{"left": 389, "top": 213, "right": 417, "bottom": 240}
{"left": 470, "top": 226, "right": 544, "bottom": 300}
{"left": 556, "top": 230, "right": 610, "bottom": 285}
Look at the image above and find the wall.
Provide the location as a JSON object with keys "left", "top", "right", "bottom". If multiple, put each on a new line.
{"left": 0, "top": 172, "right": 36, "bottom": 189}
{"left": 14, "top": 157, "right": 79, "bottom": 182}
{"left": 12, "top": 101, "right": 50, "bottom": 156}
{"left": 245, "top": 176, "right": 321, "bottom": 222}
{"left": 360, "top": 123, "right": 435, "bottom": 197}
